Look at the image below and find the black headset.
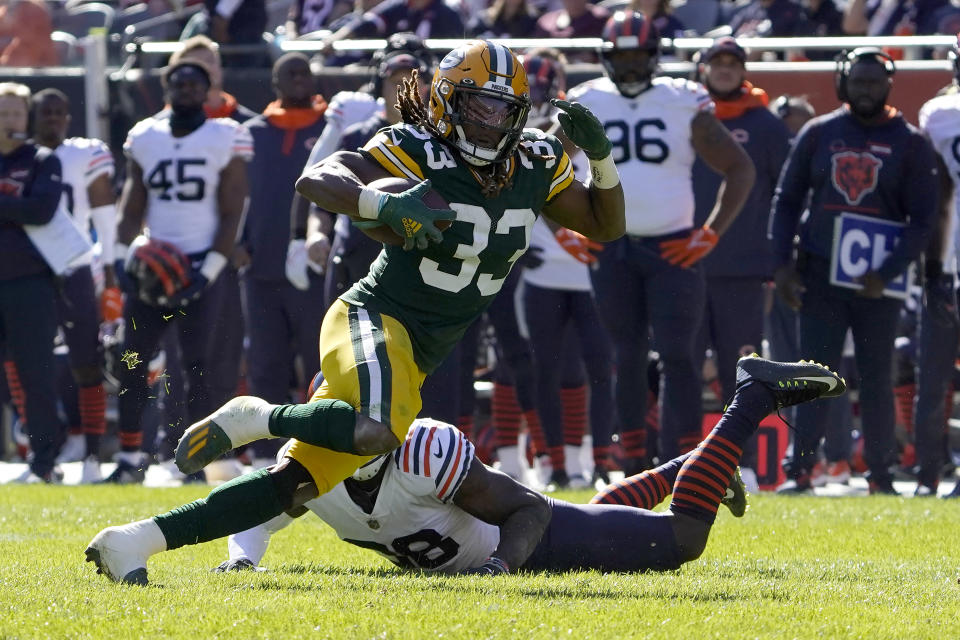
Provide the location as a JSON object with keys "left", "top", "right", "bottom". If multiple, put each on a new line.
{"left": 834, "top": 48, "right": 896, "bottom": 102}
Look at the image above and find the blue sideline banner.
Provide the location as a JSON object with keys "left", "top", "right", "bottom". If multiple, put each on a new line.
{"left": 829, "top": 212, "right": 913, "bottom": 300}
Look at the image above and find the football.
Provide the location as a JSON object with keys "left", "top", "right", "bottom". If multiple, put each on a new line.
{"left": 366, "top": 176, "right": 453, "bottom": 238}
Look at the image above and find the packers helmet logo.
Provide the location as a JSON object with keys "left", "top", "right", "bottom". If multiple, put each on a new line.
{"left": 831, "top": 150, "right": 882, "bottom": 206}
{"left": 439, "top": 47, "right": 467, "bottom": 70}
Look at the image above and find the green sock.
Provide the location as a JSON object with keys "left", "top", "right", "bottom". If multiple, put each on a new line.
{"left": 267, "top": 399, "right": 358, "bottom": 453}
{"left": 153, "top": 469, "right": 284, "bottom": 550}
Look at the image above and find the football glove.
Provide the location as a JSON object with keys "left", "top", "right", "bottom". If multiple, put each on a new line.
{"left": 555, "top": 228, "right": 603, "bottom": 264}
{"left": 100, "top": 286, "right": 123, "bottom": 323}
{"left": 285, "top": 239, "right": 311, "bottom": 291}
{"left": 923, "top": 272, "right": 959, "bottom": 328}
{"left": 367, "top": 179, "right": 456, "bottom": 251}
{"left": 460, "top": 556, "right": 510, "bottom": 576}
{"left": 551, "top": 99, "right": 612, "bottom": 160}
{"left": 168, "top": 269, "right": 209, "bottom": 308}
{"left": 659, "top": 225, "right": 718, "bottom": 268}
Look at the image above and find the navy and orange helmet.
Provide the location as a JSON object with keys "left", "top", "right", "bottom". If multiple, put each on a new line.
{"left": 127, "top": 237, "right": 192, "bottom": 308}
{"left": 600, "top": 11, "right": 661, "bottom": 97}
{"left": 521, "top": 53, "right": 566, "bottom": 111}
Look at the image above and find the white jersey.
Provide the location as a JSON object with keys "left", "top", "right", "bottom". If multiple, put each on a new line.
{"left": 565, "top": 76, "right": 714, "bottom": 237}
{"left": 523, "top": 152, "right": 592, "bottom": 291}
{"left": 304, "top": 91, "right": 383, "bottom": 171}
{"left": 919, "top": 91, "right": 960, "bottom": 268}
{"left": 300, "top": 420, "right": 498, "bottom": 573}
{"left": 123, "top": 116, "right": 253, "bottom": 254}
{"left": 55, "top": 137, "right": 114, "bottom": 235}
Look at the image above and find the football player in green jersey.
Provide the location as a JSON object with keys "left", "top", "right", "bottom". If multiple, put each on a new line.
{"left": 85, "top": 40, "right": 624, "bottom": 585}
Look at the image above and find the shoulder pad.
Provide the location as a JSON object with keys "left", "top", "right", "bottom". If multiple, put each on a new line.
{"left": 361, "top": 123, "right": 432, "bottom": 180}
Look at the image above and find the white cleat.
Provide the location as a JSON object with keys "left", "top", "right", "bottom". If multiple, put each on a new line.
{"left": 56, "top": 434, "right": 86, "bottom": 464}
{"left": 84, "top": 519, "right": 165, "bottom": 585}
{"left": 80, "top": 455, "right": 102, "bottom": 484}
{"left": 174, "top": 396, "right": 274, "bottom": 475}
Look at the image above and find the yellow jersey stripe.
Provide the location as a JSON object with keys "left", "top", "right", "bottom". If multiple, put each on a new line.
{"left": 362, "top": 133, "right": 425, "bottom": 181}
{"left": 367, "top": 147, "right": 414, "bottom": 180}
{"left": 547, "top": 155, "right": 574, "bottom": 200}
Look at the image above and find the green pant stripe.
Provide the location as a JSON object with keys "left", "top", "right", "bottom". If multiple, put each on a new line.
{"left": 366, "top": 308, "right": 393, "bottom": 425}
{"left": 347, "top": 306, "right": 372, "bottom": 418}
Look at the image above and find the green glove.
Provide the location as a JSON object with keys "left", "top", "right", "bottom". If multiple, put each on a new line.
{"left": 369, "top": 179, "right": 457, "bottom": 251}
{"left": 551, "top": 99, "right": 613, "bottom": 161}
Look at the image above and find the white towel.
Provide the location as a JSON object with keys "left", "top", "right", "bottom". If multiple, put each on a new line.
{"left": 22, "top": 205, "right": 93, "bottom": 276}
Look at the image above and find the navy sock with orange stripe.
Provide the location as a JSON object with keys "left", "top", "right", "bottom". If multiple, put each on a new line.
{"left": 669, "top": 383, "right": 774, "bottom": 524}
{"left": 590, "top": 452, "right": 691, "bottom": 508}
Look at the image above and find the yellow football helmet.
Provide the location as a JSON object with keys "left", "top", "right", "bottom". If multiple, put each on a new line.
{"left": 429, "top": 40, "right": 531, "bottom": 167}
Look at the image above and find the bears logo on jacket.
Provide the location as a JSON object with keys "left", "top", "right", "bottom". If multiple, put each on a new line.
{"left": 831, "top": 150, "right": 882, "bottom": 206}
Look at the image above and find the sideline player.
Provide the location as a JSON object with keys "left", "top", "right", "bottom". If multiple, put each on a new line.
{"left": 85, "top": 40, "right": 625, "bottom": 565}
{"left": 30, "top": 88, "right": 117, "bottom": 482}
{"left": 0, "top": 82, "right": 65, "bottom": 484}
{"left": 86, "top": 356, "right": 845, "bottom": 582}
{"left": 770, "top": 49, "right": 938, "bottom": 494}
{"left": 568, "top": 11, "right": 756, "bottom": 472}
{"left": 915, "top": 40, "right": 960, "bottom": 498}
{"left": 106, "top": 60, "right": 252, "bottom": 483}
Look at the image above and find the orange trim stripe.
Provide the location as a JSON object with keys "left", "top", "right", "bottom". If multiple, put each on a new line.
{"left": 672, "top": 491, "right": 719, "bottom": 513}
{"left": 438, "top": 436, "right": 464, "bottom": 499}
{"left": 682, "top": 468, "right": 727, "bottom": 496}
{"left": 422, "top": 427, "right": 436, "bottom": 477}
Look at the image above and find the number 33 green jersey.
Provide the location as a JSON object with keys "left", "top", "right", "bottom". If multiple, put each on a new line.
{"left": 343, "top": 123, "right": 574, "bottom": 373}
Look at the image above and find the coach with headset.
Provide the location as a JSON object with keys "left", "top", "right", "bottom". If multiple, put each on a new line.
{"left": 769, "top": 48, "right": 939, "bottom": 494}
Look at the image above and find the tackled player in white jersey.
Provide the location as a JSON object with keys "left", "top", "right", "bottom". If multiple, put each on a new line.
{"left": 87, "top": 355, "right": 847, "bottom": 581}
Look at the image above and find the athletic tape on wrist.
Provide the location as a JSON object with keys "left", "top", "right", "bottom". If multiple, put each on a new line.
{"left": 357, "top": 185, "right": 387, "bottom": 220}
{"left": 200, "top": 251, "right": 228, "bottom": 281}
{"left": 588, "top": 154, "right": 620, "bottom": 190}
{"left": 114, "top": 242, "right": 130, "bottom": 266}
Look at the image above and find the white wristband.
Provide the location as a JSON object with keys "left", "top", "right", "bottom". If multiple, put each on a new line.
{"left": 200, "top": 250, "right": 228, "bottom": 281}
{"left": 90, "top": 205, "right": 117, "bottom": 262}
{"left": 357, "top": 185, "right": 387, "bottom": 220}
{"left": 588, "top": 153, "right": 620, "bottom": 190}
{"left": 114, "top": 242, "right": 130, "bottom": 266}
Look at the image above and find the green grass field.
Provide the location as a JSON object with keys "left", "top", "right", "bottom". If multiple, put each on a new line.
{"left": 1, "top": 485, "right": 958, "bottom": 640}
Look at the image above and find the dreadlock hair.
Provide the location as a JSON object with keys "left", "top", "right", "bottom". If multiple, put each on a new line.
{"left": 396, "top": 69, "right": 552, "bottom": 198}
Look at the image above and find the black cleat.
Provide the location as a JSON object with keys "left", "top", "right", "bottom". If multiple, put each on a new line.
{"left": 736, "top": 355, "right": 846, "bottom": 409}
{"left": 545, "top": 469, "right": 570, "bottom": 492}
{"left": 99, "top": 459, "right": 146, "bottom": 484}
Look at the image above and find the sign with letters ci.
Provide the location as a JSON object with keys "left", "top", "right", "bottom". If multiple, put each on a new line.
{"left": 829, "top": 212, "right": 913, "bottom": 300}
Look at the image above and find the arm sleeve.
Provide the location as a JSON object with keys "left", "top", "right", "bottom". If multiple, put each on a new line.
{"left": 90, "top": 205, "right": 118, "bottom": 262}
{"left": 0, "top": 153, "right": 63, "bottom": 225}
{"left": 877, "top": 135, "right": 940, "bottom": 282}
{"left": 226, "top": 512, "right": 296, "bottom": 565}
{"left": 769, "top": 124, "right": 816, "bottom": 268}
